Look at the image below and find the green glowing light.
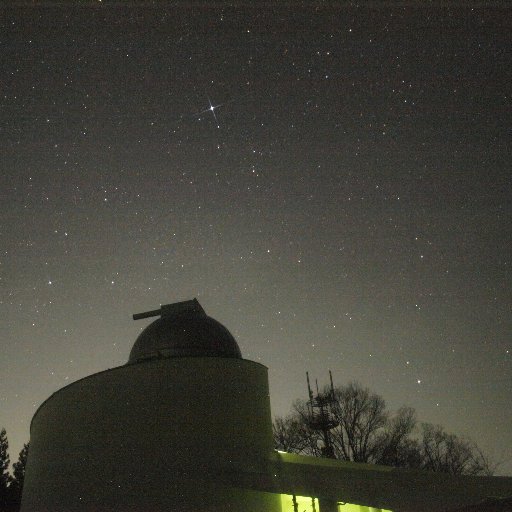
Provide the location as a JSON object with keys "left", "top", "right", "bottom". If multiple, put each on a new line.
{"left": 280, "top": 494, "right": 393, "bottom": 512}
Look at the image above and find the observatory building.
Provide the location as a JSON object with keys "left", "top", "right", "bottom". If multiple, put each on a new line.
{"left": 21, "top": 300, "right": 512, "bottom": 512}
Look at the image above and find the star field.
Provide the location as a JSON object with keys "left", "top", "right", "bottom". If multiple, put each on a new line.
{"left": 1, "top": 4, "right": 511, "bottom": 474}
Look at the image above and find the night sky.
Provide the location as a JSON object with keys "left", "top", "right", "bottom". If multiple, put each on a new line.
{"left": 1, "top": 4, "right": 511, "bottom": 475}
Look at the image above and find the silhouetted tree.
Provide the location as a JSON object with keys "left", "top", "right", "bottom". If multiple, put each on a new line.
{"left": 273, "top": 415, "right": 316, "bottom": 455}
{"left": 329, "top": 382, "right": 388, "bottom": 462}
{"left": 374, "top": 407, "right": 422, "bottom": 468}
{"left": 275, "top": 382, "right": 396, "bottom": 463}
{"left": 419, "top": 423, "right": 493, "bottom": 476}
{"left": 8, "top": 443, "right": 29, "bottom": 512}
{"left": 273, "top": 382, "right": 493, "bottom": 475}
{"left": 0, "top": 429, "right": 11, "bottom": 511}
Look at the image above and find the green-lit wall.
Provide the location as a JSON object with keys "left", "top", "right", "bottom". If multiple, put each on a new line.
{"left": 280, "top": 494, "right": 392, "bottom": 512}
{"left": 22, "top": 357, "right": 281, "bottom": 512}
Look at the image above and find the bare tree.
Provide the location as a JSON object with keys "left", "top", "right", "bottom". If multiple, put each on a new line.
{"left": 274, "top": 382, "right": 391, "bottom": 463}
{"left": 273, "top": 414, "right": 320, "bottom": 455}
{"left": 419, "top": 424, "right": 494, "bottom": 476}
{"left": 374, "top": 407, "right": 421, "bottom": 468}
{"left": 329, "top": 382, "right": 388, "bottom": 462}
{"left": 273, "top": 382, "right": 493, "bottom": 475}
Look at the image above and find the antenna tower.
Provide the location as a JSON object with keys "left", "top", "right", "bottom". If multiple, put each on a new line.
{"left": 305, "top": 370, "right": 338, "bottom": 459}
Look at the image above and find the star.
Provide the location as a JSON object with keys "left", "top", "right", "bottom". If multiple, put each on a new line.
{"left": 197, "top": 97, "right": 221, "bottom": 128}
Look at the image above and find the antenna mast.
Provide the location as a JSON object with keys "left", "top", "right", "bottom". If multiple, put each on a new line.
{"left": 305, "top": 370, "right": 338, "bottom": 459}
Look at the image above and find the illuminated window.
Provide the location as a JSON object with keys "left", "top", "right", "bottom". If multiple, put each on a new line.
{"left": 280, "top": 494, "right": 392, "bottom": 512}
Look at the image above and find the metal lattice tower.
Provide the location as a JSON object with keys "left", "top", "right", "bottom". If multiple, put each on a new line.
{"left": 305, "top": 370, "right": 339, "bottom": 459}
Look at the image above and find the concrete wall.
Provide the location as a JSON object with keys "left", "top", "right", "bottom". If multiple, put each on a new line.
{"left": 22, "top": 357, "right": 281, "bottom": 512}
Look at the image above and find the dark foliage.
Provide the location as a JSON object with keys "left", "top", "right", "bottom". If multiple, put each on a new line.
{"left": 7, "top": 443, "right": 29, "bottom": 512}
{"left": 0, "top": 429, "right": 11, "bottom": 511}
{"left": 0, "top": 430, "right": 29, "bottom": 512}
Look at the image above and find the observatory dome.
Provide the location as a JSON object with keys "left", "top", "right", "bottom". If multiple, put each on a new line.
{"left": 128, "top": 299, "right": 242, "bottom": 363}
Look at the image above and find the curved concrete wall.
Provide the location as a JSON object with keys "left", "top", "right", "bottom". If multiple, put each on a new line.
{"left": 22, "top": 357, "right": 281, "bottom": 512}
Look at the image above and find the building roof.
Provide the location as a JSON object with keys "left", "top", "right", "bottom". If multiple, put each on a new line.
{"left": 445, "top": 496, "right": 512, "bottom": 512}
{"left": 250, "top": 452, "right": 512, "bottom": 512}
{"left": 128, "top": 299, "right": 242, "bottom": 364}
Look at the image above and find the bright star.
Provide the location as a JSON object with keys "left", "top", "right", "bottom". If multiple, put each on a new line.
{"left": 197, "top": 97, "right": 221, "bottom": 128}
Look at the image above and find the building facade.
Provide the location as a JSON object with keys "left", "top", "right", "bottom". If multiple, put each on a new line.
{"left": 21, "top": 300, "right": 512, "bottom": 512}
